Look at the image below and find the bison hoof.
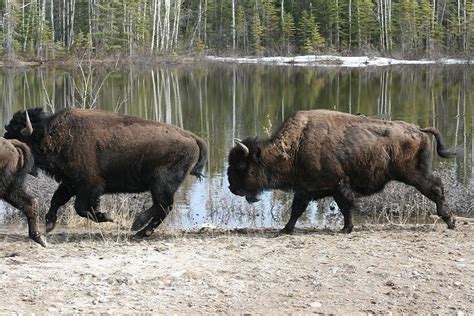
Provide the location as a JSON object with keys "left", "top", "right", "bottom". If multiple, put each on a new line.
{"left": 340, "top": 225, "right": 354, "bottom": 234}
{"left": 134, "top": 229, "right": 154, "bottom": 239}
{"left": 45, "top": 220, "right": 57, "bottom": 233}
{"left": 30, "top": 232, "right": 47, "bottom": 248}
{"left": 131, "top": 213, "right": 153, "bottom": 232}
{"left": 274, "top": 228, "right": 293, "bottom": 237}
{"left": 91, "top": 212, "right": 114, "bottom": 223}
{"left": 444, "top": 216, "right": 456, "bottom": 229}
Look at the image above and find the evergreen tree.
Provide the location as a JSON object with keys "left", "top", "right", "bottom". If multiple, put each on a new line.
{"left": 0, "top": 0, "right": 472, "bottom": 59}
{"left": 261, "top": 0, "right": 280, "bottom": 53}
{"left": 399, "top": 0, "right": 418, "bottom": 55}
{"left": 357, "top": 0, "right": 377, "bottom": 50}
{"left": 282, "top": 11, "right": 296, "bottom": 54}
{"left": 236, "top": 5, "right": 247, "bottom": 52}
{"left": 252, "top": 10, "right": 264, "bottom": 55}
{"left": 299, "top": 10, "right": 325, "bottom": 54}
{"left": 418, "top": 0, "right": 434, "bottom": 55}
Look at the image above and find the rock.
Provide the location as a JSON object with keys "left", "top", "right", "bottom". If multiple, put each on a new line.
{"left": 385, "top": 280, "right": 395, "bottom": 287}
{"left": 310, "top": 301, "right": 322, "bottom": 309}
{"left": 171, "top": 270, "right": 187, "bottom": 279}
{"left": 98, "top": 296, "right": 108, "bottom": 303}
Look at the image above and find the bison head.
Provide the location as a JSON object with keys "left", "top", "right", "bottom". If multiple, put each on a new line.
{"left": 4, "top": 108, "right": 44, "bottom": 143}
{"left": 227, "top": 138, "right": 269, "bottom": 203}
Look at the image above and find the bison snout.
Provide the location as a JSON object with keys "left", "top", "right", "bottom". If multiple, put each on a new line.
{"left": 228, "top": 185, "right": 244, "bottom": 196}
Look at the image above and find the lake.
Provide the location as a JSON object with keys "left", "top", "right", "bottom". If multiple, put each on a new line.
{"left": 0, "top": 63, "right": 472, "bottom": 229}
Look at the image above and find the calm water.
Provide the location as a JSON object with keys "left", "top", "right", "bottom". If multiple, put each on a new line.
{"left": 0, "top": 63, "right": 472, "bottom": 229}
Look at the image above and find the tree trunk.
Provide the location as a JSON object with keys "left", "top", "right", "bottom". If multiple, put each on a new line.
{"left": 281, "top": 0, "right": 285, "bottom": 47}
{"left": 62, "top": 0, "right": 65, "bottom": 46}
{"left": 69, "top": 0, "right": 76, "bottom": 49}
{"left": 232, "top": 0, "right": 236, "bottom": 51}
{"left": 38, "top": 0, "right": 46, "bottom": 59}
{"left": 51, "top": 0, "right": 55, "bottom": 59}
{"left": 22, "top": 0, "right": 27, "bottom": 52}
{"left": 349, "top": 0, "right": 352, "bottom": 51}
{"left": 5, "top": 0, "right": 15, "bottom": 60}
{"left": 204, "top": 0, "right": 208, "bottom": 46}
{"left": 378, "top": 0, "right": 386, "bottom": 52}
{"left": 458, "top": 0, "right": 462, "bottom": 49}
{"left": 335, "top": 0, "right": 340, "bottom": 49}
{"left": 172, "top": 0, "right": 181, "bottom": 50}
{"left": 463, "top": 0, "right": 467, "bottom": 51}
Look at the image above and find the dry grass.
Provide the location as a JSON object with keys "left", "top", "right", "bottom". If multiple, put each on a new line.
{"left": 1, "top": 165, "right": 472, "bottom": 234}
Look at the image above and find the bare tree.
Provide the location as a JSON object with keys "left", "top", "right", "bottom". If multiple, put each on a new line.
{"left": 4, "top": 0, "right": 16, "bottom": 60}
{"left": 232, "top": 0, "right": 236, "bottom": 51}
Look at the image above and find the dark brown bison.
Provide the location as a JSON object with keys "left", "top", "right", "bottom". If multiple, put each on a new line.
{"left": 0, "top": 137, "right": 46, "bottom": 246}
{"left": 4, "top": 108, "right": 207, "bottom": 237}
{"left": 228, "top": 110, "right": 459, "bottom": 234}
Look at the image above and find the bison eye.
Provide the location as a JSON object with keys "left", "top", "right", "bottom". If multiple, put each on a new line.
{"left": 237, "top": 162, "right": 246, "bottom": 171}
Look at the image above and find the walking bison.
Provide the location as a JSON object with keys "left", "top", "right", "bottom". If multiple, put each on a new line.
{"left": 4, "top": 108, "right": 207, "bottom": 237}
{"left": 0, "top": 137, "right": 46, "bottom": 246}
{"left": 227, "top": 110, "right": 459, "bottom": 234}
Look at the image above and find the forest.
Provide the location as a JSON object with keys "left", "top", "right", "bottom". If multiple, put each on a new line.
{"left": 0, "top": 0, "right": 473, "bottom": 61}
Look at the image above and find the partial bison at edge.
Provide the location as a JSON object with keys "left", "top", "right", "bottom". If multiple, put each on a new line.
{"left": 227, "top": 110, "right": 460, "bottom": 234}
{"left": 0, "top": 137, "right": 46, "bottom": 246}
{"left": 4, "top": 108, "right": 207, "bottom": 238}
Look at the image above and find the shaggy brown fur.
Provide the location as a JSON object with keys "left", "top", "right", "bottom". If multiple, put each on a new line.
{"left": 228, "top": 110, "right": 459, "bottom": 234}
{"left": 4, "top": 108, "right": 207, "bottom": 238}
{"left": 0, "top": 138, "right": 46, "bottom": 246}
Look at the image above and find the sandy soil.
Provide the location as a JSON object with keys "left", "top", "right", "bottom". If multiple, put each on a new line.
{"left": 0, "top": 223, "right": 472, "bottom": 314}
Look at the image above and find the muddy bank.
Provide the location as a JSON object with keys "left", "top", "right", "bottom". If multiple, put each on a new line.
{"left": 0, "top": 224, "right": 472, "bottom": 314}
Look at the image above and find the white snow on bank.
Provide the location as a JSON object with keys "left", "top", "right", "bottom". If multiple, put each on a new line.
{"left": 206, "top": 55, "right": 472, "bottom": 67}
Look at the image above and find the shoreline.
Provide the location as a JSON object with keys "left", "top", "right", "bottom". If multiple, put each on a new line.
{"left": 0, "top": 54, "right": 472, "bottom": 68}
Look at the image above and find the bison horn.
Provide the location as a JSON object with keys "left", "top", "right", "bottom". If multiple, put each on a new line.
{"left": 21, "top": 110, "right": 34, "bottom": 136}
{"left": 234, "top": 138, "right": 249, "bottom": 157}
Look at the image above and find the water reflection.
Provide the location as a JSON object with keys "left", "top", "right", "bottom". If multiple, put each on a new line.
{"left": 0, "top": 64, "right": 472, "bottom": 229}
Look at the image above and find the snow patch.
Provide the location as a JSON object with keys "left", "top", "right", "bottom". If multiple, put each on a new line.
{"left": 206, "top": 55, "right": 472, "bottom": 67}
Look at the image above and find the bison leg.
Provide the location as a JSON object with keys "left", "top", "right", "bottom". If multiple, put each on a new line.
{"left": 131, "top": 205, "right": 155, "bottom": 232}
{"left": 134, "top": 156, "right": 196, "bottom": 238}
{"left": 45, "top": 183, "right": 75, "bottom": 233}
{"left": 134, "top": 191, "right": 174, "bottom": 238}
{"left": 5, "top": 189, "right": 47, "bottom": 247}
{"left": 74, "top": 188, "right": 113, "bottom": 223}
{"left": 410, "top": 175, "right": 455, "bottom": 229}
{"left": 277, "top": 192, "right": 311, "bottom": 236}
{"left": 90, "top": 195, "right": 113, "bottom": 222}
{"left": 133, "top": 172, "right": 187, "bottom": 238}
{"left": 333, "top": 182, "right": 356, "bottom": 234}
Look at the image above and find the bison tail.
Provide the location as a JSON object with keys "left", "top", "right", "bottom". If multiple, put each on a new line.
{"left": 420, "top": 127, "right": 463, "bottom": 158}
{"left": 10, "top": 140, "right": 35, "bottom": 188}
{"left": 190, "top": 137, "right": 208, "bottom": 181}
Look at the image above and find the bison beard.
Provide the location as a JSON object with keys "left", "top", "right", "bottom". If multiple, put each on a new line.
{"left": 4, "top": 108, "right": 207, "bottom": 238}
{"left": 0, "top": 138, "right": 46, "bottom": 247}
{"left": 227, "top": 110, "right": 460, "bottom": 235}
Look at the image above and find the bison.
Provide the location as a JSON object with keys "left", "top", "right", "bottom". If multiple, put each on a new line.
{"left": 4, "top": 108, "right": 207, "bottom": 237}
{"left": 227, "top": 110, "right": 459, "bottom": 234}
{"left": 0, "top": 137, "right": 46, "bottom": 246}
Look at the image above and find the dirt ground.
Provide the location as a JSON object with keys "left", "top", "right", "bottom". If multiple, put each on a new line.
{"left": 0, "top": 222, "right": 473, "bottom": 314}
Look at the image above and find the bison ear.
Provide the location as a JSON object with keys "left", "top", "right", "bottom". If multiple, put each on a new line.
{"left": 31, "top": 107, "right": 45, "bottom": 118}
{"left": 251, "top": 145, "right": 262, "bottom": 162}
